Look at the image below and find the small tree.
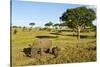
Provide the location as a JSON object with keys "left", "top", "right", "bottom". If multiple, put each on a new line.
{"left": 29, "top": 23, "right": 35, "bottom": 28}
{"left": 22, "top": 26, "right": 27, "bottom": 31}
{"left": 45, "top": 21, "right": 53, "bottom": 28}
{"left": 53, "top": 23, "right": 59, "bottom": 29}
{"left": 60, "top": 6, "right": 96, "bottom": 40}
{"left": 59, "top": 22, "right": 67, "bottom": 29}
{"left": 13, "top": 29, "right": 17, "bottom": 34}
{"left": 29, "top": 22, "right": 35, "bottom": 31}
{"left": 12, "top": 26, "right": 18, "bottom": 28}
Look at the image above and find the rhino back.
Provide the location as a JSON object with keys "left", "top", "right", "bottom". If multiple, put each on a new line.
{"left": 32, "top": 39, "right": 52, "bottom": 48}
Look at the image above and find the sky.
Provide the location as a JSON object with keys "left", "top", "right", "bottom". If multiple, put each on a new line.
{"left": 12, "top": 0, "right": 96, "bottom": 27}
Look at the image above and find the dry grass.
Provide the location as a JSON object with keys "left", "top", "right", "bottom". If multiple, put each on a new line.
{"left": 11, "top": 28, "right": 96, "bottom": 66}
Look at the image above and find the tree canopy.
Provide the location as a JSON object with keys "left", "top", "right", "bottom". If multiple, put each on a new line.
{"left": 60, "top": 6, "right": 96, "bottom": 40}
{"left": 29, "top": 23, "right": 35, "bottom": 27}
{"left": 45, "top": 21, "right": 53, "bottom": 27}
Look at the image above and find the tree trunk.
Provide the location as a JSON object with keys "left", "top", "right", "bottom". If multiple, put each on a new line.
{"left": 77, "top": 27, "right": 80, "bottom": 40}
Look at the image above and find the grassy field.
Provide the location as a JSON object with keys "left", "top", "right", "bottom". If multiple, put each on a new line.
{"left": 11, "top": 28, "right": 96, "bottom": 66}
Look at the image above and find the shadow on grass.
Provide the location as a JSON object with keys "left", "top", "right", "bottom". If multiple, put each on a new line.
{"left": 66, "top": 34, "right": 95, "bottom": 39}
{"left": 60, "top": 29, "right": 73, "bottom": 32}
{"left": 50, "top": 32, "right": 61, "bottom": 35}
{"left": 36, "top": 35, "right": 58, "bottom": 38}
{"left": 50, "top": 32, "right": 95, "bottom": 39}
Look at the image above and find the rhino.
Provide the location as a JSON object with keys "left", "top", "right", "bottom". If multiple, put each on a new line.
{"left": 23, "top": 39, "right": 60, "bottom": 58}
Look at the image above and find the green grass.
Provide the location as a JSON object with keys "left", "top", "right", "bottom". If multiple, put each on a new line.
{"left": 11, "top": 28, "right": 96, "bottom": 66}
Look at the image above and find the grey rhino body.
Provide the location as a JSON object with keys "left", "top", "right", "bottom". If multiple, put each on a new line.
{"left": 31, "top": 39, "right": 52, "bottom": 57}
{"left": 23, "top": 39, "right": 60, "bottom": 58}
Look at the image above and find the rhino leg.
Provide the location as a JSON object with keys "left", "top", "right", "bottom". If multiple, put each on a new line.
{"left": 31, "top": 48, "right": 38, "bottom": 58}
{"left": 23, "top": 47, "right": 31, "bottom": 57}
{"left": 43, "top": 48, "right": 50, "bottom": 53}
{"left": 52, "top": 47, "right": 59, "bottom": 58}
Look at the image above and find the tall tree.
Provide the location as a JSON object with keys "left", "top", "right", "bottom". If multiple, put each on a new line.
{"left": 60, "top": 6, "right": 96, "bottom": 40}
